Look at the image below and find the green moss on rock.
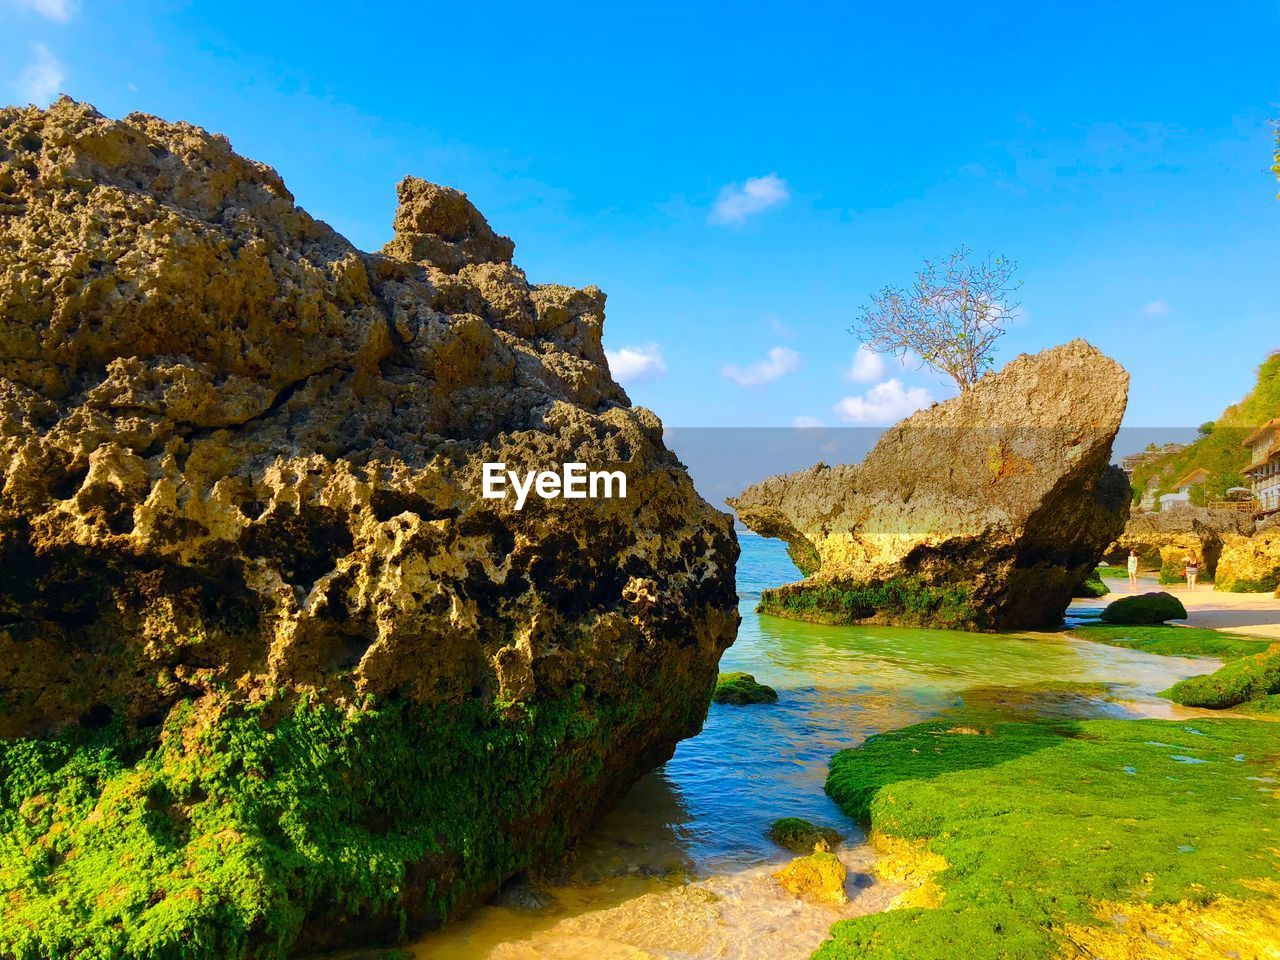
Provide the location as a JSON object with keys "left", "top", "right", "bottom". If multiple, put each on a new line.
{"left": 818, "top": 716, "right": 1280, "bottom": 960}
{"left": 1162, "top": 646, "right": 1280, "bottom": 709}
{"left": 1099, "top": 591, "right": 1187, "bottom": 625}
{"left": 758, "top": 577, "right": 977, "bottom": 629}
{"left": 0, "top": 685, "right": 674, "bottom": 960}
{"left": 766, "top": 817, "right": 844, "bottom": 854}
{"left": 1072, "top": 569, "right": 1109, "bottom": 599}
{"left": 1237, "top": 694, "right": 1280, "bottom": 716}
{"left": 712, "top": 672, "right": 778, "bottom": 705}
{"left": 1069, "top": 623, "right": 1271, "bottom": 659}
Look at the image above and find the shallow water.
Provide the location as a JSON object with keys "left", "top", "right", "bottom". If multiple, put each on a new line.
{"left": 404, "top": 535, "right": 1219, "bottom": 960}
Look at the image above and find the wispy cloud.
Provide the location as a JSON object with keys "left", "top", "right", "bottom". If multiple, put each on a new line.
{"left": 708, "top": 173, "right": 790, "bottom": 225}
{"left": 793, "top": 416, "right": 824, "bottom": 429}
{"left": 16, "top": 43, "right": 65, "bottom": 105}
{"left": 19, "top": 0, "right": 77, "bottom": 21}
{"left": 1143, "top": 300, "right": 1171, "bottom": 317}
{"left": 846, "top": 345, "right": 887, "bottom": 383}
{"left": 834, "top": 379, "right": 933, "bottom": 424}
{"left": 721, "top": 346, "right": 801, "bottom": 387}
{"left": 768, "top": 315, "right": 795, "bottom": 340}
{"left": 606, "top": 343, "right": 667, "bottom": 386}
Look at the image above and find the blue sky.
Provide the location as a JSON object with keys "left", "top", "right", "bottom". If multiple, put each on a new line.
{"left": 4, "top": 0, "right": 1278, "bottom": 435}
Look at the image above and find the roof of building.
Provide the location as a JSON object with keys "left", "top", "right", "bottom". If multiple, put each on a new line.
{"left": 1242, "top": 418, "right": 1280, "bottom": 447}
{"left": 1172, "top": 467, "right": 1211, "bottom": 489}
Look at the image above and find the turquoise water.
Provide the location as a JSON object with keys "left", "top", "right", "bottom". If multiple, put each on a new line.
{"left": 407, "top": 534, "right": 1217, "bottom": 959}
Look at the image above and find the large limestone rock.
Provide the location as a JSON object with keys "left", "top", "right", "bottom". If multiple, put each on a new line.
{"left": 1108, "top": 505, "right": 1252, "bottom": 581}
{"left": 1215, "top": 528, "right": 1280, "bottom": 593}
{"left": 0, "top": 100, "right": 737, "bottom": 956}
{"left": 729, "top": 341, "right": 1129, "bottom": 630}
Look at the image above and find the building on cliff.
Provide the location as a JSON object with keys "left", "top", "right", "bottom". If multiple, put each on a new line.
{"left": 1243, "top": 419, "right": 1280, "bottom": 516}
{"left": 1159, "top": 467, "right": 1210, "bottom": 511}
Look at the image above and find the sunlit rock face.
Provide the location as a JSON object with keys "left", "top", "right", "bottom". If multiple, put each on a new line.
{"left": 0, "top": 99, "right": 737, "bottom": 953}
{"left": 730, "top": 340, "right": 1129, "bottom": 630}
{"left": 1109, "top": 506, "right": 1253, "bottom": 580}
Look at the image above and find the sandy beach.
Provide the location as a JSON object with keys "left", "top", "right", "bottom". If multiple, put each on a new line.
{"left": 1097, "top": 573, "right": 1280, "bottom": 641}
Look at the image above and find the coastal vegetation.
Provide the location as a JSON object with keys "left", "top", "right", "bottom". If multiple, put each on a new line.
{"left": 713, "top": 672, "right": 779, "bottom": 705}
{"left": 0, "top": 687, "right": 667, "bottom": 960}
{"left": 1129, "top": 350, "right": 1280, "bottom": 504}
{"left": 767, "top": 817, "right": 844, "bottom": 854}
{"left": 1162, "top": 646, "right": 1280, "bottom": 709}
{"left": 1073, "top": 568, "right": 1109, "bottom": 598}
{"left": 758, "top": 578, "right": 976, "bottom": 629}
{"left": 1068, "top": 623, "right": 1271, "bottom": 659}
{"left": 818, "top": 716, "right": 1280, "bottom": 960}
{"left": 1098, "top": 591, "right": 1187, "bottom": 624}
{"left": 851, "top": 246, "right": 1021, "bottom": 391}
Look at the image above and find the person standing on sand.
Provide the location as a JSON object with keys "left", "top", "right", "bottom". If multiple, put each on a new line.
{"left": 1127, "top": 550, "right": 1139, "bottom": 589}
{"left": 1185, "top": 553, "right": 1199, "bottom": 592}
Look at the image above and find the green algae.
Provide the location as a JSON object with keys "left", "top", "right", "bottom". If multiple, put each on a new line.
{"left": 758, "top": 578, "right": 977, "bottom": 629}
{"left": 1074, "top": 569, "right": 1109, "bottom": 599}
{"left": 1238, "top": 694, "right": 1280, "bottom": 716}
{"left": 1099, "top": 592, "right": 1187, "bottom": 625}
{"left": 1162, "top": 647, "right": 1280, "bottom": 709}
{"left": 817, "top": 716, "right": 1280, "bottom": 960}
{"left": 713, "top": 672, "right": 778, "bottom": 705}
{"left": 0, "top": 684, "right": 671, "bottom": 960}
{"left": 1069, "top": 623, "right": 1271, "bottom": 660}
{"left": 766, "top": 817, "right": 844, "bottom": 854}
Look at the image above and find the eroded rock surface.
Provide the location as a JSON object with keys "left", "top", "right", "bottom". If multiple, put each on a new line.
{"left": 729, "top": 340, "right": 1129, "bottom": 630}
{"left": 0, "top": 99, "right": 737, "bottom": 956}
{"left": 1215, "top": 528, "right": 1280, "bottom": 593}
{"left": 1108, "top": 505, "right": 1253, "bottom": 581}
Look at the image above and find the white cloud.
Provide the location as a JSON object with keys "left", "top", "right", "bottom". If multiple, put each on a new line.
{"left": 1143, "top": 300, "right": 1171, "bottom": 317}
{"left": 793, "top": 416, "right": 824, "bottom": 429}
{"left": 846, "top": 346, "right": 887, "bottom": 383}
{"left": 708, "top": 173, "right": 790, "bottom": 225}
{"left": 17, "top": 43, "right": 65, "bottom": 105}
{"left": 834, "top": 378, "right": 934, "bottom": 424}
{"left": 606, "top": 343, "right": 667, "bottom": 386}
{"left": 20, "top": 0, "right": 77, "bottom": 21}
{"left": 721, "top": 345, "right": 801, "bottom": 387}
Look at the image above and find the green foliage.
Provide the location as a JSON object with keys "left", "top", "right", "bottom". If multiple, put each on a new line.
{"left": 1096, "top": 564, "right": 1131, "bottom": 579}
{"left": 1130, "top": 351, "right": 1280, "bottom": 501}
{"left": 1217, "top": 576, "right": 1280, "bottom": 594}
{"left": 818, "top": 716, "right": 1280, "bottom": 960}
{"left": 1069, "top": 623, "right": 1271, "bottom": 660}
{"left": 1099, "top": 591, "right": 1187, "bottom": 625}
{"left": 766, "top": 817, "right": 844, "bottom": 854}
{"left": 1162, "top": 647, "right": 1280, "bottom": 708}
{"left": 759, "top": 578, "right": 977, "bottom": 628}
{"left": 0, "top": 685, "right": 654, "bottom": 960}
{"left": 713, "top": 672, "right": 778, "bottom": 706}
{"left": 1072, "top": 569, "right": 1108, "bottom": 599}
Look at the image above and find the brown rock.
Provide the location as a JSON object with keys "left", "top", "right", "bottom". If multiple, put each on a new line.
{"left": 729, "top": 340, "right": 1130, "bottom": 630}
{"left": 0, "top": 99, "right": 738, "bottom": 950}
{"left": 1215, "top": 528, "right": 1280, "bottom": 593}
{"left": 1108, "top": 505, "right": 1252, "bottom": 579}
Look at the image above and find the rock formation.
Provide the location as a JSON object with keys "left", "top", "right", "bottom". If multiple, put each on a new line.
{"left": 729, "top": 340, "right": 1129, "bottom": 630}
{"left": 1107, "top": 505, "right": 1252, "bottom": 581}
{"left": 0, "top": 99, "right": 738, "bottom": 958}
{"left": 1215, "top": 528, "right": 1280, "bottom": 593}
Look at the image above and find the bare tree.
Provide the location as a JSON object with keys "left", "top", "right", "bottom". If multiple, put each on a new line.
{"left": 852, "top": 246, "right": 1021, "bottom": 391}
